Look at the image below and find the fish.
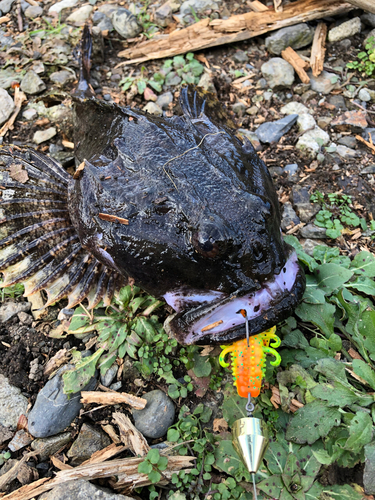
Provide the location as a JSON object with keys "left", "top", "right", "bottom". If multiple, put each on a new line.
{"left": 0, "top": 27, "right": 305, "bottom": 345}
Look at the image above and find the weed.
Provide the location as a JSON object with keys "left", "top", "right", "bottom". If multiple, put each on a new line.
{"left": 138, "top": 449, "right": 168, "bottom": 484}
{"left": 347, "top": 36, "right": 375, "bottom": 76}
{"left": 29, "top": 16, "right": 67, "bottom": 39}
{"left": 0, "top": 281, "right": 24, "bottom": 302}
{"left": 135, "top": 2, "right": 159, "bottom": 38}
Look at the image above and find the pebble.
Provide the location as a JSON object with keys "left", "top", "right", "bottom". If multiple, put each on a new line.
{"left": 297, "top": 113, "right": 316, "bottom": 133}
{"left": 50, "top": 70, "right": 75, "bottom": 86}
{"left": 232, "top": 101, "right": 246, "bottom": 116}
{"left": 0, "top": 301, "right": 30, "bottom": 322}
{"left": 0, "top": 88, "right": 14, "bottom": 126}
{"left": 24, "top": 5, "right": 43, "bottom": 17}
{"left": 100, "top": 364, "right": 118, "bottom": 387}
{"left": 0, "top": 423, "right": 13, "bottom": 445}
{"left": 48, "top": 0, "right": 78, "bottom": 14}
{"left": 0, "top": 29, "right": 13, "bottom": 50}
{"left": 283, "top": 163, "right": 299, "bottom": 180}
{"left": 301, "top": 90, "right": 317, "bottom": 103}
{"left": 363, "top": 128, "right": 375, "bottom": 143}
{"left": 362, "top": 12, "right": 375, "bottom": 28}
{"left": 328, "top": 17, "right": 361, "bottom": 43}
{"left": 27, "top": 364, "right": 97, "bottom": 438}
{"left": 0, "top": 375, "right": 28, "bottom": 429}
{"left": 361, "top": 164, "right": 375, "bottom": 174}
{"left": 296, "top": 126, "right": 330, "bottom": 158}
{"left": 265, "top": 23, "right": 314, "bottom": 55}
{"left": 280, "top": 101, "right": 308, "bottom": 115}
{"left": 331, "top": 110, "right": 368, "bottom": 133}
{"left": 38, "top": 479, "right": 133, "bottom": 500}
{"left": 33, "top": 127, "right": 57, "bottom": 145}
{"left": 67, "top": 423, "right": 111, "bottom": 464}
{"left": 359, "top": 88, "right": 371, "bottom": 102}
{"left": 112, "top": 8, "right": 141, "bottom": 39}
{"left": 132, "top": 390, "right": 175, "bottom": 439}
{"left": 281, "top": 202, "right": 300, "bottom": 231}
{"left": 97, "top": 17, "right": 113, "bottom": 31}
{"left": 336, "top": 144, "right": 360, "bottom": 159}
{"left": 300, "top": 224, "right": 327, "bottom": 239}
{"left": 0, "top": 0, "right": 14, "bottom": 13}
{"left": 293, "top": 83, "right": 310, "bottom": 95}
{"left": 31, "top": 61, "right": 45, "bottom": 74}
{"left": 197, "top": 71, "right": 216, "bottom": 92}
{"left": 337, "top": 136, "right": 356, "bottom": 149}
{"left": 143, "top": 102, "right": 163, "bottom": 116}
{"left": 156, "top": 91, "right": 173, "bottom": 110}
{"left": 308, "top": 70, "right": 339, "bottom": 94}
{"left": 292, "top": 186, "right": 320, "bottom": 222}
{"left": 232, "top": 50, "right": 248, "bottom": 63}
{"left": 255, "top": 114, "right": 298, "bottom": 144}
{"left": 180, "top": 0, "right": 221, "bottom": 16}
{"left": 237, "top": 129, "right": 262, "bottom": 151}
{"left": 20, "top": 70, "right": 46, "bottom": 95}
{"left": 261, "top": 58, "right": 294, "bottom": 89}
{"left": 66, "top": 5, "right": 93, "bottom": 25}
{"left": 317, "top": 116, "right": 331, "bottom": 129}
{"left": 154, "top": 2, "right": 172, "bottom": 27}
{"left": 8, "top": 429, "right": 33, "bottom": 452}
{"left": 328, "top": 94, "right": 347, "bottom": 111}
{"left": 17, "top": 311, "right": 33, "bottom": 325}
{"left": 31, "top": 432, "right": 71, "bottom": 461}
{"left": 301, "top": 238, "right": 321, "bottom": 257}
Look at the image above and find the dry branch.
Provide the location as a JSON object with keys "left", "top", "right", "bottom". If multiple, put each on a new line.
{"left": 81, "top": 391, "right": 147, "bottom": 409}
{"left": 345, "top": 0, "right": 375, "bottom": 13}
{"left": 247, "top": 0, "right": 268, "bottom": 12}
{"left": 81, "top": 443, "right": 127, "bottom": 465}
{"left": 112, "top": 412, "right": 149, "bottom": 457}
{"left": 0, "top": 86, "right": 26, "bottom": 138}
{"left": 118, "top": 0, "right": 353, "bottom": 64}
{"left": 310, "top": 22, "right": 327, "bottom": 77}
{"left": 0, "top": 452, "right": 38, "bottom": 492}
{"left": 281, "top": 46, "right": 310, "bottom": 83}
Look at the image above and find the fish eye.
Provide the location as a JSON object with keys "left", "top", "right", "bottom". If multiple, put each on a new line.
{"left": 192, "top": 232, "right": 221, "bottom": 258}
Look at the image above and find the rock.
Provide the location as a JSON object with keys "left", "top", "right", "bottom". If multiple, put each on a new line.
{"left": 180, "top": 0, "right": 221, "bottom": 16}
{"left": 0, "top": 0, "right": 14, "bottom": 13}
{"left": 308, "top": 70, "right": 339, "bottom": 94}
{"left": 316, "top": 116, "right": 331, "bottom": 130}
{"left": 296, "top": 126, "right": 330, "bottom": 158}
{"left": 0, "top": 30, "right": 13, "bottom": 51}
{"left": 100, "top": 364, "right": 118, "bottom": 387}
{"left": 132, "top": 390, "right": 175, "bottom": 439}
{"left": 0, "top": 423, "right": 14, "bottom": 445}
{"left": 67, "top": 423, "right": 111, "bottom": 464}
{"left": 92, "top": 11, "right": 105, "bottom": 23}
{"left": 38, "top": 479, "right": 133, "bottom": 500}
{"left": 154, "top": 2, "right": 172, "bottom": 27}
{"left": 48, "top": 0, "right": 78, "bottom": 14}
{"left": 0, "top": 375, "right": 28, "bottom": 429}
{"left": 8, "top": 429, "right": 33, "bottom": 452}
{"left": 232, "top": 50, "right": 248, "bottom": 63}
{"left": 297, "top": 113, "right": 316, "bottom": 133}
{"left": 255, "top": 114, "right": 298, "bottom": 144}
{"left": 143, "top": 102, "right": 163, "bottom": 116}
{"left": 49, "top": 70, "right": 75, "bottom": 86}
{"left": 362, "top": 12, "right": 375, "bottom": 28}
{"left": 261, "top": 58, "right": 294, "bottom": 89}
{"left": 281, "top": 203, "right": 300, "bottom": 231}
{"left": 31, "top": 61, "right": 45, "bottom": 74}
{"left": 363, "top": 128, "right": 375, "bottom": 143}
{"left": 301, "top": 238, "right": 322, "bottom": 256}
{"left": 301, "top": 90, "right": 317, "bottom": 103}
{"left": 280, "top": 102, "right": 309, "bottom": 115}
{"left": 364, "top": 442, "right": 375, "bottom": 495}
{"left": 328, "top": 17, "right": 361, "bottom": 43}
{"left": 197, "top": 71, "right": 216, "bottom": 92}
{"left": 331, "top": 110, "right": 368, "bottom": 133}
{"left": 265, "top": 23, "right": 313, "bottom": 55}
{"left": 167, "top": 0, "right": 182, "bottom": 12}
{"left": 0, "top": 301, "right": 30, "bottom": 322}
{"left": 359, "top": 88, "right": 372, "bottom": 102}
{"left": 293, "top": 83, "right": 310, "bottom": 95}
{"left": 31, "top": 432, "right": 71, "bottom": 461}
{"left": 28, "top": 365, "right": 97, "bottom": 438}
{"left": 97, "top": 17, "right": 113, "bottom": 31}
{"left": 338, "top": 136, "right": 356, "bottom": 149}
{"left": 237, "top": 129, "right": 262, "bottom": 151}
{"left": 33, "top": 127, "right": 57, "bottom": 145}
{"left": 24, "top": 5, "right": 43, "bottom": 17}
{"left": 17, "top": 311, "right": 33, "bottom": 325}
{"left": 232, "top": 102, "right": 246, "bottom": 116}
{"left": 112, "top": 8, "right": 141, "bottom": 39}
{"left": 336, "top": 145, "right": 360, "bottom": 159}
{"left": 283, "top": 163, "right": 299, "bottom": 180}
{"left": 328, "top": 94, "right": 347, "bottom": 111}
{"left": 156, "top": 91, "right": 173, "bottom": 110}
{"left": 66, "top": 5, "right": 93, "bottom": 25}
{"left": 20, "top": 71, "right": 46, "bottom": 95}
{"left": 300, "top": 224, "right": 327, "bottom": 239}
{"left": 361, "top": 164, "right": 375, "bottom": 174}
{"left": 0, "top": 89, "right": 14, "bottom": 126}
{"left": 165, "top": 71, "right": 182, "bottom": 86}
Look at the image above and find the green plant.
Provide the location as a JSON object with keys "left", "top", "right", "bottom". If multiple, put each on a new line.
{"left": 347, "top": 36, "right": 375, "bottom": 76}
{"left": 138, "top": 449, "right": 168, "bottom": 483}
{"left": 0, "top": 281, "right": 24, "bottom": 302}
{"left": 29, "top": 16, "right": 67, "bottom": 39}
{"left": 0, "top": 451, "right": 11, "bottom": 466}
{"left": 136, "top": 2, "right": 159, "bottom": 38}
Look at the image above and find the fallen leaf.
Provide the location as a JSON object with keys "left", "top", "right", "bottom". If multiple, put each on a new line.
{"left": 8, "top": 163, "right": 28, "bottom": 183}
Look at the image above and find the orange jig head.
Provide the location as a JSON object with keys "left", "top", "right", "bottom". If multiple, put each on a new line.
{"left": 219, "top": 326, "right": 281, "bottom": 398}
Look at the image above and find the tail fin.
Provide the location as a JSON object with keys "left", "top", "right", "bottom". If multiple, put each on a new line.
{"left": 0, "top": 147, "right": 119, "bottom": 309}
{"left": 73, "top": 24, "right": 95, "bottom": 99}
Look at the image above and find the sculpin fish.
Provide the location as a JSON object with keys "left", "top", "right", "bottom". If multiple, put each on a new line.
{"left": 0, "top": 28, "right": 305, "bottom": 345}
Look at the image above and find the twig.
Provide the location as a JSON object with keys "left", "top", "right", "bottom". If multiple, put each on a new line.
{"left": 0, "top": 86, "right": 27, "bottom": 137}
{"left": 17, "top": 0, "right": 22, "bottom": 32}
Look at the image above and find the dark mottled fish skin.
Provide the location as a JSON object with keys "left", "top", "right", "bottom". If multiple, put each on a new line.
{"left": 0, "top": 27, "right": 305, "bottom": 344}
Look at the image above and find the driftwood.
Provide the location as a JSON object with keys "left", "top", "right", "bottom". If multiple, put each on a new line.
{"left": 112, "top": 412, "right": 150, "bottom": 457}
{"left": 81, "top": 390, "right": 147, "bottom": 409}
{"left": 345, "top": 0, "right": 375, "bottom": 14}
{"left": 118, "top": 0, "right": 353, "bottom": 64}
{"left": 310, "top": 22, "right": 327, "bottom": 77}
{"left": 0, "top": 86, "right": 26, "bottom": 138}
{"left": 247, "top": 0, "right": 268, "bottom": 12}
{"left": 281, "top": 46, "right": 310, "bottom": 84}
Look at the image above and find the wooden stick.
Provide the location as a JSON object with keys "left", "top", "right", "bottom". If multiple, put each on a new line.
{"left": 247, "top": 0, "right": 268, "bottom": 12}
{"left": 112, "top": 412, "right": 149, "bottom": 457}
{"left": 0, "top": 86, "right": 27, "bottom": 138}
{"left": 281, "top": 46, "right": 310, "bottom": 84}
{"left": 118, "top": 0, "right": 353, "bottom": 64}
{"left": 81, "top": 443, "right": 127, "bottom": 465}
{"left": 344, "top": 0, "right": 375, "bottom": 13}
{"left": 310, "top": 22, "right": 327, "bottom": 77}
{"left": 81, "top": 391, "right": 147, "bottom": 409}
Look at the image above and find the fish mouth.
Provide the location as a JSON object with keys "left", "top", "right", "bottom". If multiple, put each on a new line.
{"left": 163, "top": 250, "right": 305, "bottom": 345}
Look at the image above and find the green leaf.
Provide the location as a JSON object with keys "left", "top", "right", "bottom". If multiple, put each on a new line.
{"left": 147, "top": 449, "right": 161, "bottom": 464}
{"left": 134, "top": 316, "right": 155, "bottom": 342}
{"left": 137, "top": 80, "right": 147, "bottom": 94}
{"left": 320, "top": 484, "right": 365, "bottom": 500}
{"left": 131, "top": 296, "right": 147, "bottom": 314}
{"left": 118, "top": 285, "right": 133, "bottom": 305}
{"left": 168, "top": 384, "right": 180, "bottom": 399}
{"left": 257, "top": 474, "right": 284, "bottom": 498}
{"left": 284, "top": 235, "right": 317, "bottom": 271}
{"left": 346, "top": 275, "right": 375, "bottom": 296}
{"left": 350, "top": 251, "right": 375, "bottom": 277}
{"left": 312, "top": 246, "right": 339, "bottom": 263}
{"left": 167, "top": 428, "right": 180, "bottom": 441}
{"left": 364, "top": 441, "right": 375, "bottom": 495}
{"left": 295, "top": 301, "right": 335, "bottom": 337}
{"left": 138, "top": 460, "right": 152, "bottom": 474}
{"left": 98, "top": 350, "right": 117, "bottom": 376}
{"left": 63, "top": 348, "right": 104, "bottom": 395}
{"left": 352, "top": 359, "right": 375, "bottom": 390}
{"left": 213, "top": 440, "right": 250, "bottom": 481}
{"left": 192, "top": 351, "right": 212, "bottom": 378}
{"left": 344, "top": 411, "right": 373, "bottom": 452}
{"left": 158, "top": 456, "right": 168, "bottom": 470}
{"left": 303, "top": 275, "right": 326, "bottom": 304}
{"left": 311, "top": 448, "right": 333, "bottom": 465}
{"left": 286, "top": 400, "right": 341, "bottom": 444}
{"left": 222, "top": 384, "right": 248, "bottom": 426}
{"left": 149, "top": 469, "right": 161, "bottom": 483}
{"left": 68, "top": 306, "right": 90, "bottom": 332}
{"left": 314, "top": 263, "right": 353, "bottom": 294}
{"left": 310, "top": 381, "right": 360, "bottom": 408}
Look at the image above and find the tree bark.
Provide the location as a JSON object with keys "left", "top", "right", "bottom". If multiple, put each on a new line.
{"left": 344, "top": 0, "right": 375, "bottom": 14}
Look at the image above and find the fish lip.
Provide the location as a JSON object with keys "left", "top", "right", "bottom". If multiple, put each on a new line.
{"left": 164, "top": 250, "right": 306, "bottom": 345}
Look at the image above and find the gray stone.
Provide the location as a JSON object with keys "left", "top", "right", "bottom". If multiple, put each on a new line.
{"left": 67, "top": 423, "right": 111, "bottom": 464}
{"left": 33, "top": 127, "right": 57, "bottom": 145}
{"left": 0, "top": 0, "right": 14, "bottom": 13}
{"left": 255, "top": 114, "right": 298, "bottom": 144}
{"left": 293, "top": 83, "right": 310, "bottom": 95}
{"left": 50, "top": 70, "right": 75, "bottom": 86}
{"left": 232, "top": 102, "right": 246, "bottom": 116}
{"left": 328, "top": 94, "right": 347, "bottom": 111}
{"left": 167, "top": 0, "right": 182, "bottom": 12}
{"left": 280, "top": 101, "right": 308, "bottom": 115}
{"left": 180, "top": 0, "right": 221, "bottom": 16}
{"left": 362, "top": 12, "right": 375, "bottom": 28}
{"left": 97, "top": 17, "right": 113, "bottom": 31}
{"left": 156, "top": 91, "right": 173, "bottom": 110}
{"left": 232, "top": 50, "right": 248, "bottom": 63}
{"left": 112, "top": 8, "right": 141, "bottom": 39}
{"left": 361, "top": 164, "right": 375, "bottom": 174}
{"left": 66, "top": 5, "right": 93, "bottom": 25}
{"left": 292, "top": 185, "right": 310, "bottom": 205}
{"left": 20, "top": 71, "right": 46, "bottom": 95}
{"left": 98, "top": 3, "right": 118, "bottom": 16}
{"left": 132, "top": 390, "right": 175, "bottom": 439}
{"left": 301, "top": 238, "right": 322, "bottom": 257}
{"left": 297, "top": 113, "right": 316, "bottom": 133}
{"left": 197, "top": 71, "right": 216, "bottom": 92}
{"left": 300, "top": 224, "right": 327, "bottom": 239}
{"left": 0, "top": 29, "right": 13, "bottom": 50}
{"left": 237, "top": 129, "right": 262, "bottom": 151}
{"left": 328, "top": 17, "right": 361, "bottom": 43}
{"left": 337, "top": 136, "right": 356, "bottom": 149}
{"left": 283, "top": 163, "right": 299, "bottom": 180}
{"left": 100, "top": 364, "right": 118, "bottom": 387}
{"left": 281, "top": 202, "right": 300, "bottom": 231}
{"left": 265, "top": 23, "right": 314, "bottom": 55}
{"left": 143, "top": 102, "right": 163, "bottom": 116}
{"left": 165, "top": 71, "right": 181, "bottom": 86}
{"left": 48, "top": 0, "right": 78, "bottom": 14}
{"left": 301, "top": 90, "right": 317, "bottom": 103}
{"left": 31, "top": 61, "right": 45, "bottom": 74}
{"left": 24, "top": 5, "right": 43, "bottom": 17}
{"left": 0, "top": 301, "right": 30, "bottom": 323}
{"left": 31, "top": 432, "right": 71, "bottom": 461}
{"left": 0, "top": 88, "right": 14, "bottom": 126}
{"left": 359, "top": 88, "right": 371, "bottom": 102}
{"left": 317, "top": 116, "right": 331, "bottom": 130}
{"left": 28, "top": 364, "right": 97, "bottom": 438}
{"left": 17, "top": 311, "right": 33, "bottom": 325}
{"left": 296, "top": 126, "right": 330, "bottom": 158}
{"left": 308, "top": 70, "right": 339, "bottom": 95}
{"left": 336, "top": 144, "right": 360, "bottom": 159}
{"left": 363, "top": 128, "right": 375, "bottom": 143}
{"left": 261, "top": 58, "right": 294, "bottom": 90}
{"left": 154, "top": 2, "right": 172, "bottom": 27}
{"left": 0, "top": 375, "right": 28, "bottom": 429}
{"left": 39, "top": 479, "right": 133, "bottom": 500}
{"left": 7, "top": 429, "right": 33, "bottom": 452}
{"left": 92, "top": 10, "right": 105, "bottom": 23}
